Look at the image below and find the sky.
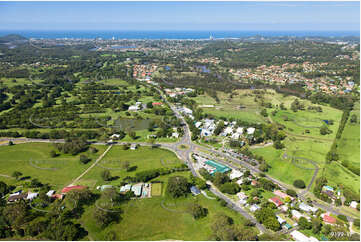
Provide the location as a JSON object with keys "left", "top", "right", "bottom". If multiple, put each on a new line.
{"left": 0, "top": 1, "right": 360, "bottom": 31}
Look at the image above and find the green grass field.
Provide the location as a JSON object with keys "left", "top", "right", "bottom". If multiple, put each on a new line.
{"left": 0, "top": 143, "right": 106, "bottom": 191}
{"left": 151, "top": 183, "right": 162, "bottom": 196}
{"left": 78, "top": 146, "right": 184, "bottom": 188}
{"left": 337, "top": 102, "right": 360, "bottom": 169}
{"left": 252, "top": 146, "right": 314, "bottom": 187}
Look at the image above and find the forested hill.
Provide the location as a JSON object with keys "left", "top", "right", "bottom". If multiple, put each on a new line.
{"left": 0, "top": 34, "right": 27, "bottom": 43}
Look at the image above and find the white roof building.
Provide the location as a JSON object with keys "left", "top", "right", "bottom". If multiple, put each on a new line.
{"left": 236, "top": 179, "right": 244, "bottom": 185}
{"left": 299, "top": 202, "right": 318, "bottom": 213}
{"left": 182, "top": 107, "right": 193, "bottom": 115}
{"left": 250, "top": 204, "right": 260, "bottom": 212}
{"left": 172, "top": 132, "right": 179, "bottom": 138}
{"left": 247, "top": 127, "right": 255, "bottom": 135}
{"left": 230, "top": 169, "right": 243, "bottom": 180}
{"left": 350, "top": 201, "right": 358, "bottom": 209}
{"left": 236, "top": 127, "right": 244, "bottom": 134}
{"left": 26, "top": 192, "right": 38, "bottom": 200}
{"left": 276, "top": 215, "right": 286, "bottom": 224}
{"left": 223, "top": 127, "right": 233, "bottom": 135}
{"left": 46, "top": 190, "right": 55, "bottom": 197}
{"left": 128, "top": 105, "right": 139, "bottom": 111}
{"left": 195, "top": 122, "right": 202, "bottom": 128}
{"left": 231, "top": 133, "right": 240, "bottom": 140}
{"left": 291, "top": 210, "right": 303, "bottom": 220}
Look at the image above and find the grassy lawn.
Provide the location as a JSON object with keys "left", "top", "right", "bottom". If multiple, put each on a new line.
{"left": 252, "top": 146, "right": 314, "bottom": 187}
{"left": 151, "top": 183, "right": 162, "bottom": 196}
{"left": 0, "top": 143, "right": 106, "bottom": 191}
{"left": 337, "top": 102, "right": 360, "bottom": 169}
{"left": 79, "top": 172, "right": 257, "bottom": 241}
{"left": 78, "top": 146, "right": 184, "bottom": 188}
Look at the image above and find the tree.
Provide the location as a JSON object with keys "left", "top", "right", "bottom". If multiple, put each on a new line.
{"left": 3, "top": 200, "right": 28, "bottom": 230}
{"left": 286, "top": 189, "right": 297, "bottom": 197}
{"left": 93, "top": 208, "right": 119, "bottom": 228}
{"left": 79, "top": 155, "right": 90, "bottom": 164}
{"left": 11, "top": 171, "right": 22, "bottom": 180}
{"left": 220, "top": 183, "right": 240, "bottom": 194}
{"left": 50, "top": 150, "right": 57, "bottom": 158}
{"left": 293, "top": 179, "right": 306, "bottom": 189}
{"left": 187, "top": 202, "right": 208, "bottom": 219}
{"left": 0, "top": 181, "right": 8, "bottom": 197}
{"left": 213, "top": 172, "right": 230, "bottom": 187}
{"left": 263, "top": 216, "right": 281, "bottom": 231}
{"left": 312, "top": 217, "right": 322, "bottom": 234}
{"left": 128, "top": 131, "right": 137, "bottom": 140}
{"left": 350, "top": 114, "right": 357, "bottom": 123}
{"left": 261, "top": 109, "right": 268, "bottom": 117}
{"left": 65, "top": 189, "right": 93, "bottom": 211}
{"left": 166, "top": 176, "right": 189, "bottom": 198}
{"left": 298, "top": 217, "right": 312, "bottom": 230}
{"left": 101, "top": 170, "right": 111, "bottom": 181}
{"left": 122, "top": 161, "right": 130, "bottom": 171}
{"left": 273, "top": 140, "right": 284, "bottom": 149}
{"left": 320, "top": 124, "right": 331, "bottom": 135}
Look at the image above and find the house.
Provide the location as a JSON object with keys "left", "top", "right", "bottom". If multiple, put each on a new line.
{"left": 276, "top": 215, "right": 286, "bottom": 224}
{"left": 236, "top": 179, "right": 244, "bottom": 185}
{"left": 290, "top": 230, "right": 310, "bottom": 241}
{"left": 236, "top": 127, "right": 243, "bottom": 134}
{"left": 8, "top": 193, "right": 27, "bottom": 203}
{"left": 152, "top": 102, "right": 163, "bottom": 106}
{"left": 182, "top": 107, "right": 193, "bottom": 115}
{"left": 223, "top": 126, "right": 233, "bottom": 136}
{"left": 229, "top": 169, "right": 243, "bottom": 180}
{"left": 299, "top": 202, "right": 318, "bottom": 213}
{"left": 236, "top": 192, "right": 248, "bottom": 201}
{"left": 172, "top": 132, "right": 179, "bottom": 138}
{"left": 291, "top": 209, "right": 303, "bottom": 220}
{"left": 61, "top": 185, "right": 87, "bottom": 194}
{"left": 274, "top": 190, "right": 294, "bottom": 201}
{"left": 231, "top": 133, "right": 240, "bottom": 140}
{"left": 195, "top": 121, "right": 202, "bottom": 128}
{"left": 322, "top": 213, "right": 336, "bottom": 225}
{"left": 130, "top": 144, "right": 138, "bottom": 150}
{"left": 110, "top": 134, "right": 120, "bottom": 139}
{"left": 128, "top": 105, "right": 140, "bottom": 111}
{"left": 97, "top": 185, "right": 113, "bottom": 191}
{"left": 250, "top": 204, "right": 260, "bottom": 212}
{"left": 190, "top": 186, "right": 201, "bottom": 196}
{"left": 51, "top": 194, "right": 64, "bottom": 200}
{"left": 131, "top": 183, "right": 143, "bottom": 196}
{"left": 247, "top": 127, "right": 255, "bottom": 135}
{"left": 350, "top": 201, "right": 358, "bottom": 209}
{"left": 26, "top": 192, "right": 38, "bottom": 200}
{"left": 269, "top": 197, "right": 284, "bottom": 207}
{"left": 120, "top": 184, "right": 132, "bottom": 193}
{"left": 46, "top": 190, "right": 55, "bottom": 197}
{"left": 283, "top": 223, "right": 292, "bottom": 230}
{"left": 280, "top": 205, "right": 289, "bottom": 212}
{"left": 323, "top": 185, "right": 334, "bottom": 192}
{"left": 251, "top": 180, "right": 258, "bottom": 186}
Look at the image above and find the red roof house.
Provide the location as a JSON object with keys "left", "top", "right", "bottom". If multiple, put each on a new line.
{"left": 322, "top": 214, "right": 336, "bottom": 225}
{"left": 152, "top": 102, "right": 163, "bottom": 106}
{"left": 268, "top": 197, "right": 284, "bottom": 207}
{"left": 61, "top": 185, "right": 87, "bottom": 194}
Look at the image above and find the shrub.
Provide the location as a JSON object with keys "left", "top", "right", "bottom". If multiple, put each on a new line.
{"left": 293, "top": 179, "right": 306, "bottom": 189}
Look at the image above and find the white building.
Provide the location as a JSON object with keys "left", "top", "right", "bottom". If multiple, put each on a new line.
{"left": 229, "top": 169, "right": 243, "bottom": 180}
{"left": 291, "top": 210, "right": 303, "bottom": 220}
{"left": 46, "top": 190, "right": 55, "bottom": 197}
{"left": 350, "top": 201, "right": 358, "bottom": 209}
{"left": 236, "top": 127, "right": 244, "bottom": 134}
{"left": 250, "top": 204, "right": 260, "bottom": 212}
{"left": 299, "top": 202, "right": 318, "bottom": 213}
{"left": 26, "top": 192, "right": 38, "bottom": 200}
{"left": 195, "top": 121, "right": 202, "bottom": 128}
{"left": 247, "top": 127, "right": 255, "bottom": 135}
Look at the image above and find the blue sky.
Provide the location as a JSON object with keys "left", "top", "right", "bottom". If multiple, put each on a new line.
{"left": 0, "top": 1, "right": 359, "bottom": 31}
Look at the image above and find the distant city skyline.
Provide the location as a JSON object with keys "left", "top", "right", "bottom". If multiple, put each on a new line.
{"left": 0, "top": 1, "right": 359, "bottom": 31}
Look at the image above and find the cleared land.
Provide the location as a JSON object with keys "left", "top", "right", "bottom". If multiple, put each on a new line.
{"left": 80, "top": 171, "right": 256, "bottom": 241}
{"left": 78, "top": 146, "right": 184, "bottom": 188}
{"left": 0, "top": 143, "right": 106, "bottom": 190}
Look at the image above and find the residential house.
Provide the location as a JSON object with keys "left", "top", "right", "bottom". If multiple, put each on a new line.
{"left": 97, "top": 185, "right": 113, "bottom": 191}
{"left": 61, "top": 185, "right": 87, "bottom": 194}
{"left": 350, "top": 201, "right": 358, "bottom": 209}
{"left": 120, "top": 184, "right": 132, "bottom": 193}
{"left": 130, "top": 144, "right": 138, "bottom": 150}
{"left": 290, "top": 230, "right": 311, "bottom": 241}
{"left": 291, "top": 210, "right": 303, "bottom": 220}
{"left": 250, "top": 204, "right": 260, "bottom": 212}
{"left": 190, "top": 186, "right": 201, "bottom": 196}
{"left": 46, "top": 190, "right": 55, "bottom": 197}
{"left": 276, "top": 215, "right": 286, "bottom": 225}
{"left": 229, "top": 169, "right": 243, "bottom": 180}
{"left": 26, "top": 192, "right": 38, "bottom": 200}
{"left": 299, "top": 202, "right": 318, "bottom": 213}
{"left": 274, "top": 190, "right": 294, "bottom": 201}
{"left": 269, "top": 197, "right": 284, "bottom": 207}
{"left": 131, "top": 183, "right": 143, "bottom": 196}
{"left": 322, "top": 213, "right": 336, "bottom": 225}
{"left": 8, "top": 193, "right": 27, "bottom": 203}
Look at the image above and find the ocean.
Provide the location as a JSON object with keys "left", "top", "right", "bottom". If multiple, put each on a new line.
{"left": 0, "top": 30, "right": 359, "bottom": 39}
